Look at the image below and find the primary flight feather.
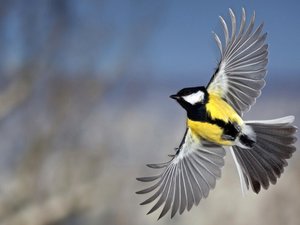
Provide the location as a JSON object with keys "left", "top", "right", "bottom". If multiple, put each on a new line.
{"left": 136, "top": 8, "right": 297, "bottom": 220}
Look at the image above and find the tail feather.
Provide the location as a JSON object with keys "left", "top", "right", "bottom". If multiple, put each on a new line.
{"left": 232, "top": 116, "right": 297, "bottom": 193}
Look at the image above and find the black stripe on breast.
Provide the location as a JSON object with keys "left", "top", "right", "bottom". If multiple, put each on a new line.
{"left": 209, "top": 118, "right": 241, "bottom": 140}
{"left": 187, "top": 104, "right": 241, "bottom": 141}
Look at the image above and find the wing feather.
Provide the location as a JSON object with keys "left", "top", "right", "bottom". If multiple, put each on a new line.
{"left": 170, "top": 166, "right": 180, "bottom": 218}
{"left": 184, "top": 158, "right": 202, "bottom": 205}
{"left": 219, "top": 16, "right": 229, "bottom": 47}
{"left": 158, "top": 166, "right": 177, "bottom": 219}
{"left": 182, "top": 158, "right": 195, "bottom": 211}
{"left": 229, "top": 9, "right": 236, "bottom": 40}
{"left": 207, "top": 8, "right": 268, "bottom": 115}
{"left": 213, "top": 32, "right": 223, "bottom": 55}
{"left": 136, "top": 129, "right": 225, "bottom": 219}
{"left": 178, "top": 161, "right": 187, "bottom": 214}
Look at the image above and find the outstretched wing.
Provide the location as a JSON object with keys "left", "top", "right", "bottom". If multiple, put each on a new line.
{"left": 136, "top": 129, "right": 225, "bottom": 219}
{"left": 207, "top": 8, "right": 268, "bottom": 115}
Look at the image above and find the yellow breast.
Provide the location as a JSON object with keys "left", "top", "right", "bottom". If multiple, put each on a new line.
{"left": 188, "top": 119, "right": 232, "bottom": 145}
{"left": 187, "top": 93, "right": 244, "bottom": 146}
{"left": 206, "top": 93, "right": 243, "bottom": 124}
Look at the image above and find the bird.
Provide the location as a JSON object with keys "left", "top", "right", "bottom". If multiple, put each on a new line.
{"left": 136, "top": 8, "right": 297, "bottom": 220}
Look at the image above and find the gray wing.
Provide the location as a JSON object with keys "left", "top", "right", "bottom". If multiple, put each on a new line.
{"left": 207, "top": 8, "right": 268, "bottom": 115}
{"left": 136, "top": 129, "right": 225, "bottom": 219}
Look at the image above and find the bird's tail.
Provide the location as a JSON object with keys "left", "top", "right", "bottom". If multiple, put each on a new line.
{"left": 230, "top": 116, "right": 297, "bottom": 194}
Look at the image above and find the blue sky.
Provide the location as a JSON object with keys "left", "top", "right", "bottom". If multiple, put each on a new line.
{"left": 139, "top": 0, "right": 300, "bottom": 77}
{"left": 1, "top": 0, "right": 299, "bottom": 81}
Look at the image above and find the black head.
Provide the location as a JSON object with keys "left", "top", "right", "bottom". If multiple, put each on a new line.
{"left": 170, "top": 86, "right": 208, "bottom": 111}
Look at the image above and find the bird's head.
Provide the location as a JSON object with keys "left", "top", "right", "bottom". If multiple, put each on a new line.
{"left": 170, "top": 86, "right": 208, "bottom": 111}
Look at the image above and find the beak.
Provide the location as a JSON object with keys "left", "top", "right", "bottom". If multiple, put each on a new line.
{"left": 170, "top": 94, "right": 180, "bottom": 100}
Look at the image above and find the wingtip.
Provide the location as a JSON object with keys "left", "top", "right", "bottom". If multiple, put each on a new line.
{"left": 140, "top": 200, "right": 148, "bottom": 205}
{"left": 136, "top": 177, "right": 145, "bottom": 182}
{"left": 147, "top": 208, "right": 155, "bottom": 215}
{"left": 157, "top": 212, "right": 165, "bottom": 220}
{"left": 136, "top": 190, "right": 145, "bottom": 195}
{"left": 290, "top": 115, "right": 296, "bottom": 123}
{"left": 170, "top": 212, "right": 176, "bottom": 219}
{"left": 229, "top": 8, "right": 235, "bottom": 17}
{"left": 252, "top": 10, "right": 256, "bottom": 20}
{"left": 219, "top": 15, "right": 225, "bottom": 22}
{"left": 136, "top": 176, "right": 158, "bottom": 182}
{"left": 294, "top": 125, "right": 298, "bottom": 133}
{"left": 241, "top": 7, "right": 246, "bottom": 20}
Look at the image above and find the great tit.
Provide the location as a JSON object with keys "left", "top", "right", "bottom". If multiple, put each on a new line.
{"left": 136, "top": 8, "right": 297, "bottom": 219}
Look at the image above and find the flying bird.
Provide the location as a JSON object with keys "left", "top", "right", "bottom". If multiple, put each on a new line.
{"left": 136, "top": 8, "right": 297, "bottom": 219}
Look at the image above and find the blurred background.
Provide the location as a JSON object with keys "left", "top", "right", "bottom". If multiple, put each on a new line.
{"left": 0, "top": 0, "right": 299, "bottom": 225}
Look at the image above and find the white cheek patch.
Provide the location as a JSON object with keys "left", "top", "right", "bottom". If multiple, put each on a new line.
{"left": 182, "top": 91, "right": 204, "bottom": 105}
